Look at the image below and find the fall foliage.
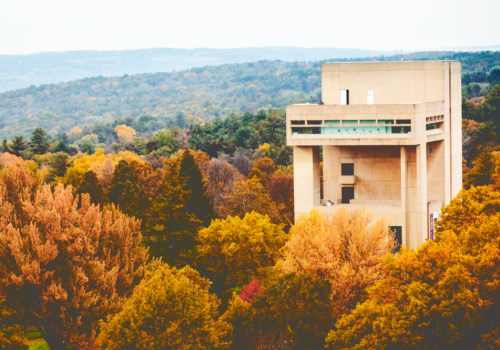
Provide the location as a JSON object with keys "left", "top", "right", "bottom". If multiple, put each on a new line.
{"left": 97, "top": 263, "right": 232, "bottom": 350}
{"left": 218, "top": 177, "right": 281, "bottom": 224}
{"left": 0, "top": 165, "right": 148, "bottom": 350}
{"left": 283, "top": 207, "right": 395, "bottom": 317}
{"left": 326, "top": 185, "right": 500, "bottom": 349}
{"left": 0, "top": 297, "right": 25, "bottom": 350}
{"left": 114, "top": 124, "right": 136, "bottom": 143}
{"left": 197, "top": 212, "right": 287, "bottom": 292}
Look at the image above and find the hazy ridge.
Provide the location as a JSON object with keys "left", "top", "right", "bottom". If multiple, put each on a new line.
{"left": 0, "top": 47, "right": 388, "bottom": 93}
{"left": 0, "top": 50, "right": 499, "bottom": 140}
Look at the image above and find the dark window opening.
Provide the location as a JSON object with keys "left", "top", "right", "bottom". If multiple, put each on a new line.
{"left": 346, "top": 90, "right": 350, "bottom": 105}
{"left": 390, "top": 226, "right": 402, "bottom": 252}
{"left": 341, "top": 163, "right": 354, "bottom": 176}
{"left": 396, "top": 119, "right": 411, "bottom": 124}
{"left": 341, "top": 187, "right": 354, "bottom": 203}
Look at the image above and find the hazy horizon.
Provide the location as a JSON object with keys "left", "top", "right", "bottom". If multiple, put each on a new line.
{"left": 1, "top": 0, "right": 499, "bottom": 55}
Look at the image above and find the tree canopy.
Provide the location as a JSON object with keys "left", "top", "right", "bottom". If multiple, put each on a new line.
{"left": 0, "top": 165, "right": 148, "bottom": 349}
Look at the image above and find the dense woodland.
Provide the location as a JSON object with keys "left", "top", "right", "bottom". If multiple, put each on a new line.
{"left": 1, "top": 51, "right": 499, "bottom": 140}
{"left": 0, "top": 51, "right": 499, "bottom": 349}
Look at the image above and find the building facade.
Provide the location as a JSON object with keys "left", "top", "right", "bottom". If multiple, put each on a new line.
{"left": 287, "top": 61, "right": 462, "bottom": 249}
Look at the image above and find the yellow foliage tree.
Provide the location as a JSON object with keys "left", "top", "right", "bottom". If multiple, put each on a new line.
{"left": 63, "top": 149, "right": 143, "bottom": 190}
{"left": 283, "top": 207, "right": 395, "bottom": 316}
{"left": 197, "top": 211, "right": 287, "bottom": 292}
{"left": 97, "top": 263, "right": 231, "bottom": 350}
{"left": 114, "top": 124, "right": 136, "bottom": 143}
{"left": 326, "top": 185, "right": 500, "bottom": 349}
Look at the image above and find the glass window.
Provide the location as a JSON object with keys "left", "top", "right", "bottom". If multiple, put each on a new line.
{"left": 340, "top": 89, "right": 349, "bottom": 105}
{"left": 341, "top": 163, "right": 354, "bottom": 176}
{"left": 366, "top": 89, "right": 374, "bottom": 104}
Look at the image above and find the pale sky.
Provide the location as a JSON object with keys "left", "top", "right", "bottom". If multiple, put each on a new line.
{"left": 0, "top": 0, "right": 499, "bottom": 55}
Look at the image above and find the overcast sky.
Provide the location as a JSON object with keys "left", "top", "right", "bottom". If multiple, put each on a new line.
{"left": 1, "top": 0, "right": 499, "bottom": 55}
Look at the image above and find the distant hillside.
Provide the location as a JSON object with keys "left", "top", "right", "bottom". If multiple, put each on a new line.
{"left": 0, "top": 47, "right": 388, "bottom": 93}
{"left": 0, "top": 50, "right": 499, "bottom": 140}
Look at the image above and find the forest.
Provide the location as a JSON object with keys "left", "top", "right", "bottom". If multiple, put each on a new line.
{"left": 0, "top": 52, "right": 499, "bottom": 349}
{"left": 1, "top": 51, "right": 499, "bottom": 140}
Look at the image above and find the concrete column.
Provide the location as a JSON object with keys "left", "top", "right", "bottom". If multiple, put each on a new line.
{"left": 323, "top": 146, "right": 341, "bottom": 203}
{"left": 293, "top": 146, "right": 321, "bottom": 218}
{"left": 450, "top": 62, "right": 463, "bottom": 198}
{"left": 416, "top": 143, "right": 428, "bottom": 247}
{"left": 443, "top": 64, "right": 452, "bottom": 203}
{"left": 400, "top": 146, "right": 407, "bottom": 247}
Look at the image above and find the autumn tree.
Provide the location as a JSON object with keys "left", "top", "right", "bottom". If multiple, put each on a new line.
{"left": 221, "top": 208, "right": 394, "bottom": 350}
{"left": 0, "top": 166, "right": 148, "bottom": 350}
{"left": 114, "top": 124, "right": 136, "bottom": 143}
{"left": 438, "top": 185, "right": 500, "bottom": 235}
{"left": 268, "top": 170, "right": 294, "bottom": 227}
{"left": 0, "top": 297, "right": 25, "bottom": 349}
{"left": 218, "top": 177, "right": 281, "bottom": 224}
{"left": 248, "top": 156, "right": 276, "bottom": 186}
{"left": 464, "top": 150, "right": 499, "bottom": 189}
{"left": 283, "top": 207, "right": 395, "bottom": 317}
{"left": 222, "top": 270, "right": 334, "bottom": 350}
{"left": 206, "top": 158, "right": 243, "bottom": 212}
{"left": 97, "top": 263, "right": 231, "bottom": 350}
{"left": 326, "top": 186, "right": 500, "bottom": 349}
{"left": 197, "top": 212, "right": 287, "bottom": 293}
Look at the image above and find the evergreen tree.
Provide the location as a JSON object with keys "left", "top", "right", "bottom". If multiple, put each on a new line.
{"left": 49, "top": 152, "right": 70, "bottom": 178}
{"left": 1, "top": 139, "right": 10, "bottom": 153}
{"left": 77, "top": 170, "right": 105, "bottom": 205}
{"left": 29, "top": 128, "right": 50, "bottom": 155}
{"left": 108, "top": 160, "right": 151, "bottom": 219}
{"left": 179, "top": 148, "right": 214, "bottom": 226}
{"left": 144, "top": 150, "right": 214, "bottom": 265}
{"left": 10, "top": 136, "right": 28, "bottom": 156}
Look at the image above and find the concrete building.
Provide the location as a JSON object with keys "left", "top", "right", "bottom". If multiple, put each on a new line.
{"left": 287, "top": 61, "right": 462, "bottom": 249}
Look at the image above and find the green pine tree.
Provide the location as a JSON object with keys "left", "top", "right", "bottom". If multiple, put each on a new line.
{"left": 144, "top": 149, "right": 214, "bottom": 265}
{"left": 179, "top": 148, "right": 214, "bottom": 226}
{"left": 108, "top": 160, "right": 150, "bottom": 219}
{"left": 10, "top": 136, "right": 28, "bottom": 156}
{"left": 77, "top": 171, "right": 105, "bottom": 205}
{"left": 29, "top": 128, "right": 50, "bottom": 155}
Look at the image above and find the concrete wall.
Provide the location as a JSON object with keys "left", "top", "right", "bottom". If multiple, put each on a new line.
{"left": 427, "top": 140, "right": 445, "bottom": 205}
{"left": 323, "top": 146, "right": 401, "bottom": 204}
{"left": 322, "top": 61, "right": 447, "bottom": 105}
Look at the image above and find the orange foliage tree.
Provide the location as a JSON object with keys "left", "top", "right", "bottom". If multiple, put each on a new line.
{"left": 206, "top": 158, "right": 243, "bottom": 213}
{"left": 0, "top": 166, "right": 148, "bottom": 350}
{"left": 218, "top": 177, "right": 281, "bottom": 224}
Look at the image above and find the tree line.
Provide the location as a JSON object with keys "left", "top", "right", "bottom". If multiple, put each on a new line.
{"left": 0, "top": 155, "right": 498, "bottom": 349}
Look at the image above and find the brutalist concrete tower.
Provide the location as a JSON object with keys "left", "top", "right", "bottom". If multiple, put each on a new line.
{"left": 287, "top": 61, "right": 462, "bottom": 249}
